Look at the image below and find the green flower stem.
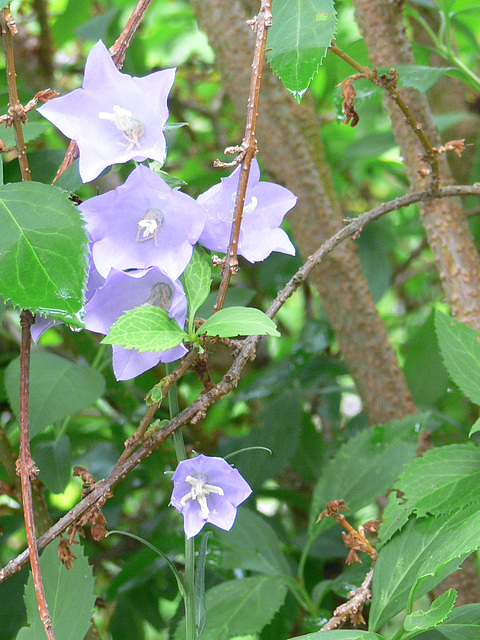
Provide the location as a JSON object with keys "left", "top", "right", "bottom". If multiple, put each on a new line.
{"left": 165, "top": 361, "right": 196, "bottom": 640}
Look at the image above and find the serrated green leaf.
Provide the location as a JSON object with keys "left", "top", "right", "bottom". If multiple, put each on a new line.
{"left": 175, "top": 576, "right": 287, "bottom": 640}
{"left": 54, "top": 159, "right": 83, "bottom": 193}
{"left": 5, "top": 351, "right": 105, "bottom": 438}
{"left": 214, "top": 507, "right": 292, "bottom": 576}
{"left": 288, "top": 631, "right": 382, "bottom": 640}
{"left": 435, "top": 310, "right": 480, "bottom": 405}
{"left": 1, "top": 121, "right": 49, "bottom": 148}
{"left": 369, "top": 503, "right": 480, "bottom": 631}
{"left": 266, "top": 0, "right": 337, "bottom": 102}
{"left": 469, "top": 416, "right": 480, "bottom": 436}
{"left": 410, "top": 603, "right": 480, "bottom": 639}
{"left": 102, "top": 306, "right": 187, "bottom": 352}
{"left": 308, "top": 414, "right": 425, "bottom": 541}
{"left": 199, "top": 306, "right": 280, "bottom": 338}
{"left": 0, "top": 181, "right": 88, "bottom": 319}
{"left": 33, "top": 435, "right": 72, "bottom": 494}
{"left": 380, "top": 444, "right": 480, "bottom": 543}
{"left": 395, "top": 65, "right": 455, "bottom": 93}
{"left": 17, "top": 541, "right": 95, "bottom": 640}
{"left": 404, "top": 590, "right": 457, "bottom": 633}
{"left": 181, "top": 245, "right": 212, "bottom": 326}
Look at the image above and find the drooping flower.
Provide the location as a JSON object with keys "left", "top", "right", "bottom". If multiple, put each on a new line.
{"left": 38, "top": 40, "right": 175, "bottom": 183}
{"left": 79, "top": 165, "right": 206, "bottom": 280}
{"left": 84, "top": 267, "right": 188, "bottom": 380}
{"left": 197, "top": 158, "right": 297, "bottom": 262}
{"left": 171, "top": 454, "right": 252, "bottom": 539}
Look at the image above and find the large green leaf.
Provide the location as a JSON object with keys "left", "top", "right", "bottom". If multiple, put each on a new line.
{"left": 409, "top": 604, "right": 480, "bottom": 639}
{"left": 380, "top": 444, "right": 480, "bottom": 543}
{"left": 404, "top": 590, "right": 457, "bottom": 633}
{"left": 307, "top": 414, "right": 425, "bottom": 542}
{"left": 32, "top": 436, "right": 72, "bottom": 494}
{"left": 5, "top": 351, "right": 106, "bottom": 438}
{"left": 214, "top": 507, "right": 292, "bottom": 576}
{"left": 1, "top": 121, "right": 50, "bottom": 148}
{"left": 369, "top": 503, "right": 480, "bottom": 631}
{"left": 266, "top": 0, "right": 337, "bottom": 102}
{"left": 290, "top": 632, "right": 383, "bottom": 640}
{"left": 199, "top": 306, "right": 280, "bottom": 338}
{"left": 16, "top": 541, "right": 95, "bottom": 640}
{"left": 395, "top": 65, "right": 455, "bottom": 92}
{"left": 102, "top": 306, "right": 187, "bottom": 352}
{"left": 181, "top": 245, "right": 212, "bottom": 326}
{"left": 0, "top": 181, "right": 88, "bottom": 321}
{"left": 174, "top": 576, "right": 287, "bottom": 640}
{"left": 435, "top": 310, "right": 480, "bottom": 405}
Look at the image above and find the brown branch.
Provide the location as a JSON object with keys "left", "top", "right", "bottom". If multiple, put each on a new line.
{"left": 321, "top": 567, "right": 374, "bottom": 631}
{"left": 214, "top": 0, "right": 272, "bottom": 311}
{"left": 16, "top": 311, "right": 56, "bottom": 640}
{"left": 1, "top": 182, "right": 480, "bottom": 583}
{"left": 329, "top": 43, "right": 440, "bottom": 183}
{"left": 54, "top": 0, "right": 153, "bottom": 181}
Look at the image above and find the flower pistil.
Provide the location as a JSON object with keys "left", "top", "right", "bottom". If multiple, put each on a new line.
{"left": 136, "top": 208, "right": 165, "bottom": 246}
{"left": 99, "top": 105, "right": 145, "bottom": 152}
{"left": 179, "top": 474, "right": 225, "bottom": 520}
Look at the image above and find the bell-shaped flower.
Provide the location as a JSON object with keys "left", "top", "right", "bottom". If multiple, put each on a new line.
{"left": 79, "top": 165, "right": 206, "bottom": 281}
{"left": 84, "top": 267, "right": 187, "bottom": 380}
{"left": 171, "top": 454, "right": 252, "bottom": 539}
{"left": 197, "top": 158, "right": 297, "bottom": 262}
{"left": 38, "top": 40, "right": 175, "bottom": 183}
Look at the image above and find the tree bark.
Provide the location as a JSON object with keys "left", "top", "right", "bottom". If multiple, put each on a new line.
{"left": 189, "top": 0, "right": 417, "bottom": 424}
{"left": 352, "top": 0, "right": 480, "bottom": 331}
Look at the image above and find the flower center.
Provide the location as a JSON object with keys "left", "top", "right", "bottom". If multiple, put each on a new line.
{"left": 230, "top": 192, "right": 258, "bottom": 220}
{"left": 179, "top": 473, "right": 225, "bottom": 520}
{"left": 143, "top": 282, "right": 172, "bottom": 310}
{"left": 136, "top": 209, "right": 164, "bottom": 247}
{"left": 98, "top": 105, "right": 145, "bottom": 152}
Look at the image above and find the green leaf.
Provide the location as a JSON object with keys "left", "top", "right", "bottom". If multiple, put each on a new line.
{"left": 197, "top": 287, "right": 256, "bottom": 319}
{"left": 409, "top": 604, "right": 480, "bottom": 639}
{"left": 5, "top": 351, "right": 106, "bottom": 438}
{"left": 32, "top": 435, "right": 72, "bottom": 494}
{"left": 308, "top": 414, "right": 425, "bottom": 540}
{"left": 175, "top": 576, "right": 287, "bottom": 640}
{"left": 181, "top": 245, "right": 212, "bottom": 326}
{"left": 195, "top": 532, "right": 211, "bottom": 639}
{"left": 266, "top": 0, "right": 337, "bottom": 102}
{"left": 54, "top": 160, "right": 83, "bottom": 193}
{"left": 17, "top": 541, "right": 95, "bottom": 640}
{"left": 214, "top": 507, "right": 292, "bottom": 576}
{"left": 369, "top": 503, "right": 480, "bottom": 631}
{"left": 1, "top": 121, "right": 49, "bottom": 148}
{"left": 404, "top": 590, "right": 457, "bottom": 633}
{"left": 199, "top": 306, "right": 280, "bottom": 338}
{"left": 0, "top": 296, "right": 4, "bottom": 324}
{"left": 102, "top": 306, "right": 187, "bottom": 352}
{"left": 0, "top": 181, "right": 88, "bottom": 320}
{"left": 469, "top": 416, "right": 480, "bottom": 436}
{"left": 0, "top": 1, "right": 11, "bottom": 9}
{"left": 435, "top": 310, "right": 480, "bottom": 405}
{"left": 288, "top": 632, "right": 383, "bottom": 639}
{"left": 380, "top": 444, "right": 480, "bottom": 543}
{"left": 395, "top": 65, "right": 456, "bottom": 93}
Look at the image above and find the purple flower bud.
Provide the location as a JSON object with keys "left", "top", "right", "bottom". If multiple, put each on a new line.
{"left": 84, "top": 267, "right": 187, "bottom": 380}
{"left": 79, "top": 165, "right": 205, "bottom": 280}
{"left": 38, "top": 40, "right": 175, "bottom": 182}
{"left": 171, "top": 454, "right": 252, "bottom": 539}
{"left": 197, "top": 159, "right": 297, "bottom": 262}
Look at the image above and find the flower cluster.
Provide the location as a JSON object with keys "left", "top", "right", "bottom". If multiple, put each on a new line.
{"left": 171, "top": 454, "right": 252, "bottom": 538}
{"left": 37, "top": 39, "right": 297, "bottom": 380}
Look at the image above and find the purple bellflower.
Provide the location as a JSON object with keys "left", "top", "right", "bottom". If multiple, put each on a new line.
{"left": 38, "top": 40, "right": 175, "bottom": 183}
{"left": 197, "top": 158, "right": 297, "bottom": 262}
{"left": 80, "top": 165, "right": 206, "bottom": 281}
{"left": 171, "top": 454, "right": 252, "bottom": 539}
{"left": 84, "top": 267, "right": 187, "bottom": 380}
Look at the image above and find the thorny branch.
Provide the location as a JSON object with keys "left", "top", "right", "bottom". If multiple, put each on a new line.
{"left": 2, "top": 182, "right": 480, "bottom": 583}
{"left": 330, "top": 43, "right": 441, "bottom": 184}
{"left": 214, "top": 0, "right": 272, "bottom": 311}
{"left": 54, "top": 0, "right": 154, "bottom": 181}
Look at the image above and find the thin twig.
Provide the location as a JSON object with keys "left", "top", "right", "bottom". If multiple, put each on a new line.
{"left": 16, "top": 311, "right": 56, "bottom": 640}
{"left": 329, "top": 43, "right": 440, "bottom": 184}
{"left": 54, "top": 0, "right": 153, "bottom": 181}
{"left": 321, "top": 567, "right": 375, "bottom": 631}
{"left": 214, "top": 0, "right": 272, "bottom": 311}
{"left": 1, "top": 182, "right": 479, "bottom": 583}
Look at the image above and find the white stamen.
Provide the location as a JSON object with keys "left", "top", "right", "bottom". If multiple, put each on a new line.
{"left": 136, "top": 209, "right": 164, "bottom": 247}
{"left": 230, "top": 192, "right": 258, "bottom": 220}
{"left": 179, "top": 474, "right": 224, "bottom": 520}
{"left": 99, "top": 105, "right": 145, "bottom": 152}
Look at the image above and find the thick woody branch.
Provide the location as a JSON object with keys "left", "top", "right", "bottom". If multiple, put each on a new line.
{"left": 1, "top": 182, "right": 479, "bottom": 584}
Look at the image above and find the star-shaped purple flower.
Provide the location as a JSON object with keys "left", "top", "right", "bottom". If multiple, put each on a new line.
{"left": 79, "top": 165, "right": 206, "bottom": 280}
{"left": 38, "top": 40, "right": 175, "bottom": 183}
{"left": 84, "top": 267, "right": 187, "bottom": 380}
{"left": 171, "top": 454, "right": 252, "bottom": 539}
{"left": 197, "top": 158, "right": 297, "bottom": 262}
